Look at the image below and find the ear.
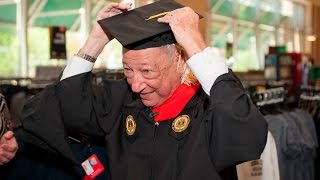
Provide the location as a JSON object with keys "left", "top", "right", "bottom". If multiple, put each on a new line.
{"left": 175, "top": 49, "right": 187, "bottom": 73}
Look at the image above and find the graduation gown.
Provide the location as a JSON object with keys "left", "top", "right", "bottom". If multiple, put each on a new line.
{"left": 18, "top": 70, "right": 268, "bottom": 180}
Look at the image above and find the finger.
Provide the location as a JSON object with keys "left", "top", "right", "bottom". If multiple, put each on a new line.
{"left": 2, "top": 143, "right": 18, "bottom": 152}
{"left": 157, "top": 15, "right": 170, "bottom": 23}
{"left": 0, "top": 151, "right": 16, "bottom": 162}
{"left": 0, "top": 150, "right": 13, "bottom": 163}
{"left": 0, "top": 155, "right": 10, "bottom": 164}
{"left": 98, "top": 9, "right": 121, "bottom": 18}
{"left": 98, "top": 4, "right": 121, "bottom": 18}
{"left": 157, "top": 17, "right": 166, "bottom": 23}
{"left": 109, "top": 8, "right": 123, "bottom": 14}
{"left": 108, "top": 3, "right": 131, "bottom": 14}
{"left": 101, "top": 2, "right": 120, "bottom": 12}
{"left": 97, "top": 3, "right": 131, "bottom": 20}
{"left": 118, "top": 2, "right": 132, "bottom": 11}
{"left": 3, "top": 131, "right": 14, "bottom": 140}
{"left": 97, "top": 6, "right": 131, "bottom": 20}
{"left": 102, "top": 2, "right": 132, "bottom": 13}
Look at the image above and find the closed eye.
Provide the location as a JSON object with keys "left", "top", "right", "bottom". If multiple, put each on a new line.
{"left": 124, "top": 67, "right": 130, "bottom": 71}
{"left": 124, "top": 67, "right": 133, "bottom": 77}
{"left": 142, "top": 69, "right": 152, "bottom": 74}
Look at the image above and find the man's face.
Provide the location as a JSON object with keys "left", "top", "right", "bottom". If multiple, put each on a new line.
{"left": 123, "top": 47, "right": 182, "bottom": 107}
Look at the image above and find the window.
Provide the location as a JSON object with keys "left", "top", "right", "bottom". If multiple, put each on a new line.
{"left": 259, "top": 0, "right": 279, "bottom": 26}
{"left": 211, "top": 0, "right": 233, "bottom": 17}
{"left": 0, "top": 23, "right": 18, "bottom": 77}
{"left": 237, "top": 0, "right": 257, "bottom": 22}
{"left": 210, "top": 15, "right": 233, "bottom": 58}
{"left": 233, "top": 22, "right": 259, "bottom": 71}
{"left": 259, "top": 26, "right": 276, "bottom": 68}
{"left": 209, "top": 0, "right": 309, "bottom": 72}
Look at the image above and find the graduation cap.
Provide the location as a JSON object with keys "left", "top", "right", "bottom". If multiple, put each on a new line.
{"left": 98, "top": 0, "right": 199, "bottom": 50}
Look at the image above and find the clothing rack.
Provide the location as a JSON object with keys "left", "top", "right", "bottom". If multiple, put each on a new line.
{"left": 242, "top": 80, "right": 291, "bottom": 89}
{"left": 243, "top": 80, "right": 290, "bottom": 102}
{"left": 297, "top": 86, "right": 320, "bottom": 106}
{"left": 0, "top": 77, "right": 32, "bottom": 86}
{"left": 252, "top": 87, "right": 287, "bottom": 107}
{"left": 300, "top": 94, "right": 320, "bottom": 101}
{"left": 295, "top": 85, "right": 320, "bottom": 180}
{"left": 93, "top": 69, "right": 124, "bottom": 84}
{"left": 298, "top": 86, "right": 320, "bottom": 95}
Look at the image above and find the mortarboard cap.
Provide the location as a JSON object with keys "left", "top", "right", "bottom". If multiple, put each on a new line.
{"left": 98, "top": 1, "right": 193, "bottom": 50}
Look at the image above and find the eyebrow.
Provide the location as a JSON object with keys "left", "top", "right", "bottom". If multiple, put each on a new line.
{"left": 122, "top": 61, "right": 152, "bottom": 67}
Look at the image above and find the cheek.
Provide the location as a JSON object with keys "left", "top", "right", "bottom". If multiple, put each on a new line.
{"left": 153, "top": 81, "right": 172, "bottom": 97}
{"left": 145, "top": 79, "right": 162, "bottom": 90}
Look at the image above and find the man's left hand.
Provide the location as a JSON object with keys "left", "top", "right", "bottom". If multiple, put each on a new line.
{"left": 0, "top": 131, "right": 18, "bottom": 165}
{"left": 158, "top": 7, "right": 206, "bottom": 58}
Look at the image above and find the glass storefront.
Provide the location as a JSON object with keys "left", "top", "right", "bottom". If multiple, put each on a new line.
{"left": 0, "top": 0, "right": 313, "bottom": 77}
{"left": 209, "top": 0, "right": 311, "bottom": 71}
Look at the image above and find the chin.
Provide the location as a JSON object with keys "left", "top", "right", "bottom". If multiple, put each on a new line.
{"left": 141, "top": 99, "right": 156, "bottom": 107}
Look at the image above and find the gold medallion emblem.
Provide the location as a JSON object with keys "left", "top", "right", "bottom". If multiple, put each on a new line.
{"left": 172, "top": 115, "right": 190, "bottom": 133}
{"left": 126, "top": 115, "right": 136, "bottom": 136}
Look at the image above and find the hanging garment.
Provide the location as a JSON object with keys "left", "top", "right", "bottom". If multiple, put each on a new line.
{"left": 260, "top": 131, "right": 280, "bottom": 180}
{"left": 236, "top": 131, "right": 280, "bottom": 180}
{"left": 264, "top": 109, "right": 318, "bottom": 180}
{"left": 0, "top": 85, "right": 29, "bottom": 128}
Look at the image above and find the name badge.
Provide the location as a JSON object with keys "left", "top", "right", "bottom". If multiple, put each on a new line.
{"left": 82, "top": 154, "right": 105, "bottom": 179}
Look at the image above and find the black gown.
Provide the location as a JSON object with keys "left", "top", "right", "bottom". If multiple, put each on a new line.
{"left": 16, "top": 70, "right": 268, "bottom": 180}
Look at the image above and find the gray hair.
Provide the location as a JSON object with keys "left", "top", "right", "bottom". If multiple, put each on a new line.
{"left": 161, "top": 44, "right": 198, "bottom": 85}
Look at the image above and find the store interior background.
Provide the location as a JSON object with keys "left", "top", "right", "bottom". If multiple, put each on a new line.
{"left": 1, "top": 0, "right": 320, "bottom": 101}
{"left": 1, "top": 1, "right": 320, "bottom": 179}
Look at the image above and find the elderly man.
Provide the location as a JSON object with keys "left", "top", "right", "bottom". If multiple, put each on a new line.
{"left": 15, "top": 1, "right": 267, "bottom": 179}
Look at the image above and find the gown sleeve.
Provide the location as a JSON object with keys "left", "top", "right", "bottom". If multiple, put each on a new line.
{"left": 17, "top": 72, "right": 129, "bottom": 164}
{"left": 207, "top": 70, "right": 268, "bottom": 171}
{"left": 16, "top": 81, "right": 78, "bottom": 163}
{"left": 56, "top": 72, "right": 129, "bottom": 137}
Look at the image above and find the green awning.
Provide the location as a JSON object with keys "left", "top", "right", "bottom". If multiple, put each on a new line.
{"left": 0, "top": 3, "right": 18, "bottom": 23}
{"left": 0, "top": 0, "right": 118, "bottom": 30}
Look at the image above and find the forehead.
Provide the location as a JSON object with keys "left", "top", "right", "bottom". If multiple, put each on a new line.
{"left": 122, "top": 47, "right": 169, "bottom": 66}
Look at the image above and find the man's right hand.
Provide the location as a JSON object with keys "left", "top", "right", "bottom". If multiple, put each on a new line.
{"left": 80, "top": 2, "right": 132, "bottom": 58}
{"left": 157, "top": 7, "right": 206, "bottom": 58}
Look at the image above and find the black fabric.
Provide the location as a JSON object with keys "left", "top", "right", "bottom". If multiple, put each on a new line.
{"left": 16, "top": 74, "right": 130, "bottom": 164}
{"left": 98, "top": 0, "right": 184, "bottom": 50}
{"left": 18, "top": 69, "right": 268, "bottom": 179}
{"left": 0, "top": 140, "right": 109, "bottom": 180}
{"left": 0, "top": 84, "right": 28, "bottom": 110}
{"left": 17, "top": 83, "right": 78, "bottom": 163}
{"left": 209, "top": 71, "right": 268, "bottom": 170}
{"left": 0, "top": 84, "right": 29, "bottom": 128}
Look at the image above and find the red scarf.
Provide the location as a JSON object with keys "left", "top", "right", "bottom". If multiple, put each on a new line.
{"left": 152, "top": 83, "right": 200, "bottom": 122}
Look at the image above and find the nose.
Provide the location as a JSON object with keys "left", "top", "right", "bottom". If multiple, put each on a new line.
{"left": 130, "top": 73, "right": 146, "bottom": 93}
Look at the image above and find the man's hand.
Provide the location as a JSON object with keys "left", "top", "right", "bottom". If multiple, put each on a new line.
{"left": 0, "top": 131, "right": 18, "bottom": 165}
{"left": 157, "top": 7, "right": 206, "bottom": 58}
{"left": 80, "top": 2, "right": 132, "bottom": 58}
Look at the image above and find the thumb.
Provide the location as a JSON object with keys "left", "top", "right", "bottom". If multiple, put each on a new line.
{"left": 3, "top": 131, "right": 14, "bottom": 140}
{"left": 157, "top": 16, "right": 169, "bottom": 23}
